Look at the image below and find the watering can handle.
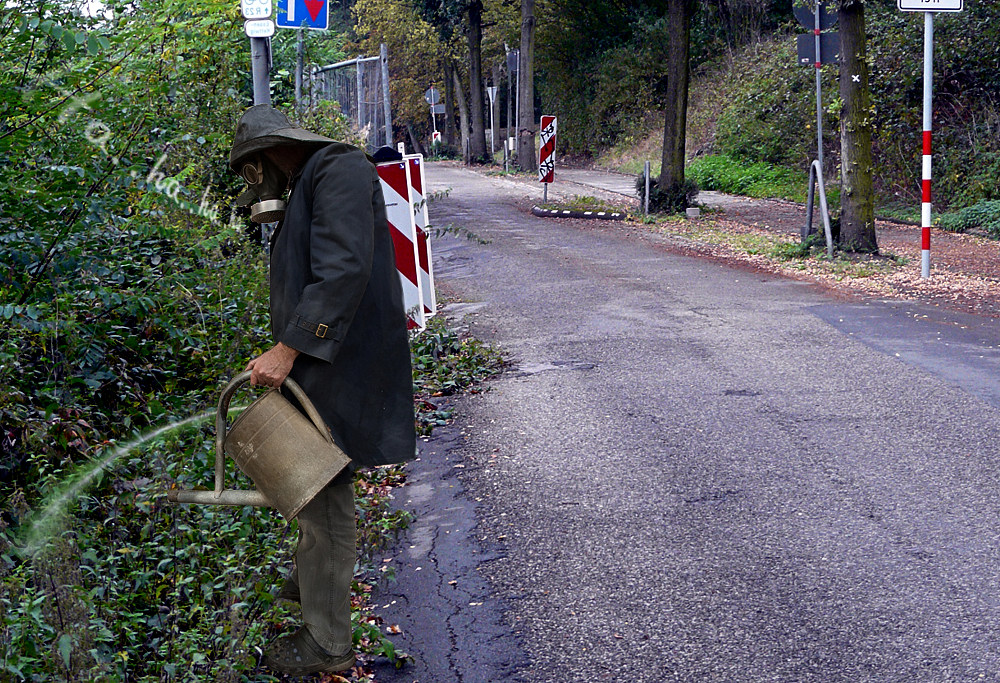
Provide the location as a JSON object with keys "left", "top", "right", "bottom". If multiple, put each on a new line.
{"left": 213, "top": 371, "right": 335, "bottom": 496}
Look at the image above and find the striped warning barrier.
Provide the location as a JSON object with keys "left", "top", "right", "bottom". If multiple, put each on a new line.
{"left": 404, "top": 154, "right": 436, "bottom": 318}
{"left": 538, "top": 115, "right": 557, "bottom": 184}
{"left": 376, "top": 160, "right": 425, "bottom": 330}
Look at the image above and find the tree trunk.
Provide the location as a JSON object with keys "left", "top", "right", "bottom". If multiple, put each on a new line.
{"left": 452, "top": 67, "right": 471, "bottom": 164}
{"left": 466, "top": 0, "right": 488, "bottom": 162}
{"left": 658, "top": 0, "right": 694, "bottom": 192}
{"left": 444, "top": 61, "right": 457, "bottom": 149}
{"left": 838, "top": 0, "right": 878, "bottom": 253}
{"left": 516, "top": 0, "right": 537, "bottom": 172}
{"left": 406, "top": 123, "right": 427, "bottom": 157}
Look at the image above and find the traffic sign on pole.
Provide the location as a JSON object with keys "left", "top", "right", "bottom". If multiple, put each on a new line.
{"left": 242, "top": 0, "right": 271, "bottom": 19}
{"left": 244, "top": 19, "right": 275, "bottom": 38}
{"left": 276, "top": 0, "right": 328, "bottom": 30}
{"left": 538, "top": 115, "right": 556, "bottom": 185}
{"left": 424, "top": 87, "right": 440, "bottom": 105}
{"left": 898, "top": 0, "right": 963, "bottom": 11}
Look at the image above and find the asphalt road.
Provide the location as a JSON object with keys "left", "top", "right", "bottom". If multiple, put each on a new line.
{"left": 372, "top": 163, "right": 1000, "bottom": 683}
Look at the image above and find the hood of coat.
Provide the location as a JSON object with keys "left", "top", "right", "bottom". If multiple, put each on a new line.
{"left": 229, "top": 105, "right": 335, "bottom": 171}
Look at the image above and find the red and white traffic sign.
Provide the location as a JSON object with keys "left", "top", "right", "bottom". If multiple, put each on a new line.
{"left": 898, "top": 0, "right": 963, "bottom": 11}
{"left": 376, "top": 160, "right": 425, "bottom": 330}
{"left": 538, "top": 115, "right": 557, "bottom": 184}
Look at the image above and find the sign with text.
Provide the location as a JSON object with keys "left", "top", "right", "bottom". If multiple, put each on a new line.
{"left": 898, "top": 0, "right": 963, "bottom": 11}
{"left": 241, "top": 0, "right": 271, "bottom": 19}
{"left": 244, "top": 19, "right": 274, "bottom": 37}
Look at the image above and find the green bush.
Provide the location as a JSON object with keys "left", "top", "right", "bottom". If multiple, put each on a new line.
{"left": 636, "top": 172, "right": 699, "bottom": 214}
{"left": 937, "top": 200, "right": 1000, "bottom": 237}
{"left": 687, "top": 154, "right": 808, "bottom": 201}
{"left": 712, "top": 36, "right": 838, "bottom": 171}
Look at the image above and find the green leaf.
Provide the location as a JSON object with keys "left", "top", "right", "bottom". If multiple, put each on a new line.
{"left": 87, "top": 34, "right": 100, "bottom": 55}
{"left": 62, "top": 30, "right": 76, "bottom": 51}
{"left": 76, "top": 31, "right": 87, "bottom": 45}
{"left": 57, "top": 634, "right": 72, "bottom": 668}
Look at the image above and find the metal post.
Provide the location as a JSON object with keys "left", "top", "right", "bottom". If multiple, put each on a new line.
{"left": 921, "top": 12, "right": 934, "bottom": 279}
{"left": 356, "top": 56, "right": 364, "bottom": 129}
{"left": 644, "top": 160, "right": 651, "bottom": 214}
{"left": 488, "top": 85, "right": 496, "bottom": 159}
{"left": 295, "top": 30, "right": 304, "bottom": 114}
{"left": 514, "top": 50, "right": 520, "bottom": 148}
{"left": 814, "top": 2, "right": 824, "bottom": 174}
{"left": 380, "top": 43, "right": 392, "bottom": 147}
{"left": 251, "top": 37, "right": 271, "bottom": 105}
{"left": 506, "top": 53, "right": 512, "bottom": 172}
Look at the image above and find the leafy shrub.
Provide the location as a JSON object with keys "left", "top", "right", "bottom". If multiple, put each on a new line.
{"left": 410, "top": 316, "right": 505, "bottom": 435}
{"left": 687, "top": 154, "right": 814, "bottom": 202}
{"left": 937, "top": 200, "right": 1000, "bottom": 237}
{"left": 636, "top": 172, "right": 699, "bottom": 214}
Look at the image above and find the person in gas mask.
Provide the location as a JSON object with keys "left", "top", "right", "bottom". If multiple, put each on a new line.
{"left": 229, "top": 105, "right": 415, "bottom": 675}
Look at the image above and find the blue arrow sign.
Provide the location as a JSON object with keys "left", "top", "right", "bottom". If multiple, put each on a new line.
{"left": 276, "top": 0, "right": 328, "bottom": 30}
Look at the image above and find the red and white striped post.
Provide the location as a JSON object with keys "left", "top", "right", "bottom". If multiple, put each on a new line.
{"left": 898, "top": 0, "right": 964, "bottom": 277}
{"left": 920, "top": 11, "right": 934, "bottom": 279}
{"left": 538, "top": 115, "right": 557, "bottom": 203}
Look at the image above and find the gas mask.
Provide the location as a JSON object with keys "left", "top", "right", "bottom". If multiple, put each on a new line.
{"left": 236, "top": 154, "right": 290, "bottom": 223}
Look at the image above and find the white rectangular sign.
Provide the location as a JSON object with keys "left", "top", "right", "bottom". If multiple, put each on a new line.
{"left": 241, "top": 0, "right": 271, "bottom": 19}
{"left": 898, "top": 0, "right": 963, "bottom": 12}
{"left": 244, "top": 18, "right": 275, "bottom": 37}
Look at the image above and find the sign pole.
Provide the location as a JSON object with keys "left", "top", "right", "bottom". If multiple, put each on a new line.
{"left": 251, "top": 38, "right": 270, "bottom": 105}
{"left": 921, "top": 11, "right": 934, "bottom": 278}
{"left": 813, "top": 2, "right": 824, "bottom": 174}
{"left": 898, "top": 0, "right": 964, "bottom": 277}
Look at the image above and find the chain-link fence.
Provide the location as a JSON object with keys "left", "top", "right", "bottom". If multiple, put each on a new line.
{"left": 310, "top": 43, "right": 392, "bottom": 153}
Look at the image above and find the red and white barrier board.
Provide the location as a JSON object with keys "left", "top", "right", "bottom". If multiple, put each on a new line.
{"left": 404, "top": 154, "right": 436, "bottom": 319}
{"left": 538, "top": 115, "right": 557, "bottom": 184}
{"left": 376, "top": 160, "right": 425, "bottom": 330}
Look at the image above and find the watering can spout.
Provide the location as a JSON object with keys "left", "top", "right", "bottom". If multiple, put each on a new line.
{"left": 167, "top": 486, "right": 272, "bottom": 507}
{"left": 166, "top": 371, "right": 351, "bottom": 519}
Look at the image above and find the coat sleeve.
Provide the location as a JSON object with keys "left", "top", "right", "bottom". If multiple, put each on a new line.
{"left": 278, "top": 148, "right": 375, "bottom": 363}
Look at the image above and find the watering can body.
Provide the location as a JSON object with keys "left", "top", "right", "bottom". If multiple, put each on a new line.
{"left": 168, "top": 371, "right": 351, "bottom": 520}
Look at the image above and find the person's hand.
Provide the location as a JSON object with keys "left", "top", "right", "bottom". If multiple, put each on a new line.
{"left": 245, "top": 342, "right": 300, "bottom": 387}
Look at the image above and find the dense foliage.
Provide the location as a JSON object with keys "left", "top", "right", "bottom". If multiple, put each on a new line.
{"left": 1, "top": 1, "right": 503, "bottom": 680}
{"left": 684, "top": 3, "right": 1000, "bottom": 215}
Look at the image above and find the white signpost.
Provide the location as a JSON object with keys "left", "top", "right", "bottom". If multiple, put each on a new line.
{"left": 241, "top": 0, "right": 272, "bottom": 19}
{"left": 244, "top": 18, "right": 275, "bottom": 38}
{"left": 898, "top": 0, "right": 963, "bottom": 11}
{"left": 899, "top": 0, "right": 963, "bottom": 278}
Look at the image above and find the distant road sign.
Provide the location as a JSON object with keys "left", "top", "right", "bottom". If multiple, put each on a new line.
{"left": 424, "top": 87, "right": 440, "bottom": 105}
{"left": 244, "top": 19, "right": 275, "bottom": 38}
{"left": 430, "top": 103, "right": 445, "bottom": 115}
{"left": 793, "top": 2, "right": 837, "bottom": 30}
{"left": 241, "top": 0, "right": 271, "bottom": 19}
{"left": 276, "top": 0, "right": 328, "bottom": 30}
{"left": 797, "top": 32, "right": 840, "bottom": 66}
{"left": 898, "top": 0, "right": 963, "bottom": 11}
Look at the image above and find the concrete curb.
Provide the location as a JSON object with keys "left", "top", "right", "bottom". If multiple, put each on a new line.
{"left": 531, "top": 205, "right": 627, "bottom": 221}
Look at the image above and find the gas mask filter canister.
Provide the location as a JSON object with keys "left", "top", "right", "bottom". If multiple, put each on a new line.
{"left": 238, "top": 155, "right": 290, "bottom": 223}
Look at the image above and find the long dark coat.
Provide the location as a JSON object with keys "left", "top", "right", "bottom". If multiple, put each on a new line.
{"left": 270, "top": 142, "right": 415, "bottom": 467}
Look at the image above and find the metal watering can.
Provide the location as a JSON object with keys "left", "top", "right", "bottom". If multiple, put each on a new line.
{"left": 167, "top": 371, "right": 351, "bottom": 519}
